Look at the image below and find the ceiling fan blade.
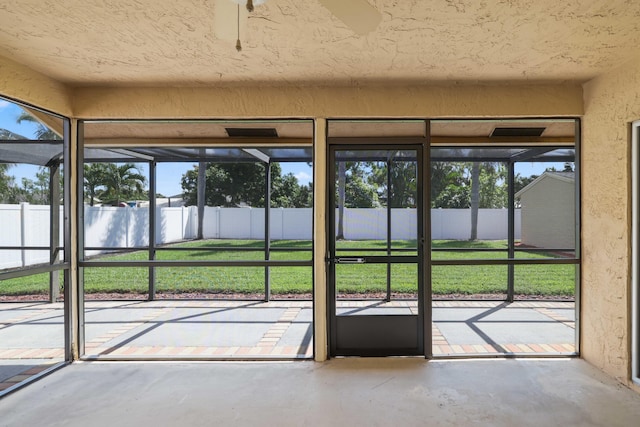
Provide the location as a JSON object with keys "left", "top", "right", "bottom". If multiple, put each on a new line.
{"left": 318, "top": 0, "right": 382, "bottom": 35}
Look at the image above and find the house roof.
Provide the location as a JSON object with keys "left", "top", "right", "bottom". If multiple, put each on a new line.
{"left": 515, "top": 171, "right": 575, "bottom": 198}
{"left": 0, "top": 1, "right": 639, "bottom": 87}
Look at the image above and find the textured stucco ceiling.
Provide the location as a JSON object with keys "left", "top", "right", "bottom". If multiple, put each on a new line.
{"left": 0, "top": 0, "right": 639, "bottom": 87}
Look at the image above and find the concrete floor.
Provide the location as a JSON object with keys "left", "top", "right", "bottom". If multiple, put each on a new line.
{"left": 1, "top": 358, "right": 640, "bottom": 426}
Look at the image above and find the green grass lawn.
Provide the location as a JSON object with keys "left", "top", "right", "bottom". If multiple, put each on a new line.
{"left": 0, "top": 239, "right": 575, "bottom": 297}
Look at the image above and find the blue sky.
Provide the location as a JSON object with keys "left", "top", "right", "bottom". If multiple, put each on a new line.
{"left": 1, "top": 97, "right": 563, "bottom": 196}
{"left": 0, "top": 100, "right": 40, "bottom": 137}
{"left": 0, "top": 100, "right": 43, "bottom": 185}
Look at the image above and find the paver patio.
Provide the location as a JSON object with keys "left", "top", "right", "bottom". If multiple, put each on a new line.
{"left": 0, "top": 299, "right": 576, "bottom": 392}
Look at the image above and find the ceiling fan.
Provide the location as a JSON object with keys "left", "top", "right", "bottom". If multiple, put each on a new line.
{"left": 214, "top": 0, "right": 382, "bottom": 50}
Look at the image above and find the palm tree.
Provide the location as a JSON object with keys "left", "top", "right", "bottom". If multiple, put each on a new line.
{"left": 0, "top": 128, "right": 26, "bottom": 203}
{"left": 101, "top": 163, "right": 147, "bottom": 206}
{"left": 83, "top": 163, "right": 108, "bottom": 206}
{"left": 16, "top": 111, "right": 61, "bottom": 140}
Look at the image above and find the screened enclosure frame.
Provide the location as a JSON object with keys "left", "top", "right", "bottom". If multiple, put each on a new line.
{"left": 0, "top": 122, "right": 71, "bottom": 304}
{"left": 0, "top": 97, "right": 73, "bottom": 394}
{"left": 429, "top": 120, "right": 581, "bottom": 304}
{"left": 76, "top": 119, "right": 316, "bottom": 358}
{"left": 325, "top": 117, "right": 581, "bottom": 357}
{"left": 77, "top": 119, "right": 314, "bottom": 299}
{"left": 325, "top": 118, "right": 581, "bottom": 302}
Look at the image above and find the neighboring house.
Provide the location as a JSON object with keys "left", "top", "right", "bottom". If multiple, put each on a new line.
{"left": 515, "top": 172, "right": 575, "bottom": 250}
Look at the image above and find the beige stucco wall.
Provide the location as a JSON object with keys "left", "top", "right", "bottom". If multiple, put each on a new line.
{"left": 519, "top": 176, "right": 575, "bottom": 249}
{"left": 0, "top": 54, "right": 585, "bottom": 119}
{"left": 582, "top": 56, "right": 640, "bottom": 387}
{"left": 0, "top": 55, "right": 72, "bottom": 116}
{"left": 71, "top": 84, "right": 583, "bottom": 119}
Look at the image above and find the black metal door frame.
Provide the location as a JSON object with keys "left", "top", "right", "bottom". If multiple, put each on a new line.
{"left": 327, "top": 140, "right": 430, "bottom": 357}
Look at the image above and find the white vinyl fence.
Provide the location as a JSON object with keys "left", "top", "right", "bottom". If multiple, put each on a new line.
{"left": 202, "top": 207, "right": 312, "bottom": 240}
{"left": 84, "top": 206, "right": 198, "bottom": 256}
{"left": 1, "top": 204, "right": 521, "bottom": 268}
{"left": 339, "top": 208, "right": 520, "bottom": 240}
{"left": 0, "top": 203, "right": 64, "bottom": 269}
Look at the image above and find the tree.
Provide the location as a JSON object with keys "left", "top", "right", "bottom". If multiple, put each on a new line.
{"left": 0, "top": 128, "right": 26, "bottom": 203}
{"left": 431, "top": 162, "right": 471, "bottom": 208}
{"left": 514, "top": 173, "right": 538, "bottom": 194}
{"left": 84, "top": 163, "right": 108, "bottom": 206}
{"left": 182, "top": 163, "right": 264, "bottom": 207}
{"left": 340, "top": 163, "right": 379, "bottom": 209}
{"left": 0, "top": 164, "right": 17, "bottom": 203}
{"left": 23, "top": 168, "right": 50, "bottom": 204}
{"left": 181, "top": 162, "right": 311, "bottom": 208}
{"left": 272, "top": 171, "right": 312, "bottom": 208}
{"left": 370, "top": 160, "right": 417, "bottom": 208}
{"left": 431, "top": 161, "right": 510, "bottom": 211}
{"left": 337, "top": 161, "right": 346, "bottom": 239}
{"left": 430, "top": 161, "right": 507, "bottom": 240}
{"left": 1, "top": 116, "right": 62, "bottom": 204}
{"left": 470, "top": 162, "right": 506, "bottom": 240}
{"left": 197, "top": 159, "right": 206, "bottom": 239}
{"left": 469, "top": 163, "right": 481, "bottom": 241}
{"left": 478, "top": 163, "right": 507, "bottom": 209}
{"left": 100, "top": 163, "right": 147, "bottom": 206}
{"left": 335, "top": 161, "right": 380, "bottom": 240}
{"left": 16, "top": 111, "right": 61, "bottom": 140}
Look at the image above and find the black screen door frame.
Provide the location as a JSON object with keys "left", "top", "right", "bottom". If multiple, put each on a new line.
{"left": 327, "top": 140, "right": 431, "bottom": 357}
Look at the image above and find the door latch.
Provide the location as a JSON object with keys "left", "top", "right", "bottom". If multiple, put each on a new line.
{"left": 335, "top": 257, "right": 365, "bottom": 264}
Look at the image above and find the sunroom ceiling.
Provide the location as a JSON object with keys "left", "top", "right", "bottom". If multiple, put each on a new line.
{"left": 0, "top": 1, "right": 638, "bottom": 87}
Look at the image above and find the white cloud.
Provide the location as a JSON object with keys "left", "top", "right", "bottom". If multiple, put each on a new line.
{"left": 295, "top": 171, "right": 312, "bottom": 183}
{"left": 0, "top": 100, "right": 11, "bottom": 110}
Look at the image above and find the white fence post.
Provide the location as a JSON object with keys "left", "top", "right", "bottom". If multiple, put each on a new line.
{"left": 20, "top": 202, "right": 28, "bottom": 267}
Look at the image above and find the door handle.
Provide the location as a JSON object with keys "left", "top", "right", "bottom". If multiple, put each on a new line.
{"left": 335, "top": 257, "right": 365, "bottom": 264}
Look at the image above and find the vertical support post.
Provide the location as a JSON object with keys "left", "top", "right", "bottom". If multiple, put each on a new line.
{"left": 423, "top": 120, "right": 432, "bottom": 359}
{"left": 574, "top": 118, "right": 582, "bottom": 355}
{"left": 49, "top": 162, "right": 61, "bottom": 302}
{"left": 507, "top": 161, "right": 515, "bottom": 303}
{"left": 62, "top": 118, "right": 73, "bottom": 361}
{"left": 386, "top": 158, "right": 392, "bottom": 302}
{"left": 149, "top": 161, "right": 157, "bottom": 301}
{"left": 264, "top": 161, "right": 271, "bottom": 301}
{"left": 75, "top": 119, "right": 85, "bottom": 359}
{"left": 314, "top": 118, "right": 328, "bottom": 361}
